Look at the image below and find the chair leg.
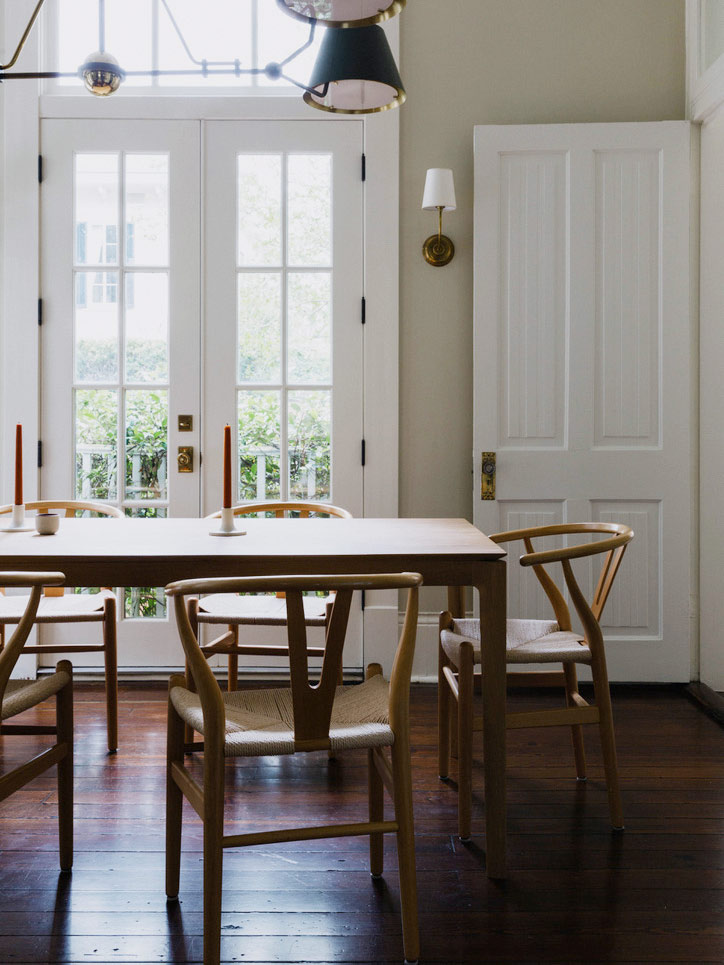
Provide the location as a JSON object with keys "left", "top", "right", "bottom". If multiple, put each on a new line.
{"left": 390, "top": 735, "right": 419, "bottom": 965}
{"left": 185, "top": 600, "right": 200, "bottom": 746}
{"left": 203, "top": 746, "right": 225, "bottom": 965}
{"left": 591, "top": 657, "right": 624, "bottom": 829}
{"left": 368, "top": 749, "right": 384, "bottom": 877}
{"left": 226, "top": 624, "right": 239, "bottom": 692}
{"left": 102, "top": 597, "right": 118, "bottom": 753}
{"left": 438, "top": 638, "right": 450, "bottom": 780}
{"left": 165, "top": 684, "right": 185, "bottom": 900}
{"left": 457, "top": 641, "right": 474, "bottom": 841}
{"left": 563, "top": 663, "right": 586, "bottom": 780}
{"left": 55, "top": 661, "right": 74, "bottom": 873}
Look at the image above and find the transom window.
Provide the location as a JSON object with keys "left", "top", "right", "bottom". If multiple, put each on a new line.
{"left": 48, "top": 0, "right": 321, "bottom": 93}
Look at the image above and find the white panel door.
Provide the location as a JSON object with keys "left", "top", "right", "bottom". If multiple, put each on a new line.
{"left": 474, "top": 122, "right": 694, "bottom": 682}
{"left": 203, "top": 119, "right": 364, "bottom": 669}
{"left": 40, "top": 119, "right": 201, "bottom": 667}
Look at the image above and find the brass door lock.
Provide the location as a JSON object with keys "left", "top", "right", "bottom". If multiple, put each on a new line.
{"left": 481, "top": 452, "right": 496, "bottom": 500}
{"left": 177, "top": 446, "right": 194, "bottom": 472}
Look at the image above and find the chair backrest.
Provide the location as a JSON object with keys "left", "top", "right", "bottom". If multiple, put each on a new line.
{"left": 0, "top": 572, "right": 65, "bottom": 709}
{"left": 489, "top": 522, "right": 634, "bottom": 657}
{"left": 205, "top": 501, "right": 352, "bottom": 520}
{"left": 0, "top": 500, "right": 123, "bottom": 519}
{"left": 166, "top": 572, "right": 421, "bottom": 753}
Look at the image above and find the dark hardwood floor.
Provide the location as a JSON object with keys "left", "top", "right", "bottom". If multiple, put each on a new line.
{"left": 1, "top": 680, "right": 723, "bottom": 963}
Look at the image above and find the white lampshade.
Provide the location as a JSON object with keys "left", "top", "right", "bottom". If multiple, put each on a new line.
{"left": 422, "top": 168, "right": 456, "bottom": 212}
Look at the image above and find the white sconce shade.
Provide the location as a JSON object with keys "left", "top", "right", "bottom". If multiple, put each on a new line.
{"left": 422, "top": 168, "right": 456, "bottom": 212}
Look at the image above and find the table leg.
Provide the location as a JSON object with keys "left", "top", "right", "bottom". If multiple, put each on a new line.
{"left": 475, "top": 559, "right": 506, "bottom": 878}
{"left": 447, "top": 585, "right": 465, "bottom": 619}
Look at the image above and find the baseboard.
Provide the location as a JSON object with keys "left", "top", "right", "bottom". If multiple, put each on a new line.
{"left": 685, "top": 682, "right": 724, "bottom": 725}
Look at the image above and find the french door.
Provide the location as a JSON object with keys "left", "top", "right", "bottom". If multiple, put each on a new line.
{"left": 40, "top": 117, "right": 364, "bottom": 671}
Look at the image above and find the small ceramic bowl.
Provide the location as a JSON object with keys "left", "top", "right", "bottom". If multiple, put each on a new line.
{"left": 35, "top": 512, "right": 60, "bottom": 536}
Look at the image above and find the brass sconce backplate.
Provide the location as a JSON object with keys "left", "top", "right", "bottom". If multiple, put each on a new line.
{"left": 423, "top": 233, "right": 455, "bottom": 267}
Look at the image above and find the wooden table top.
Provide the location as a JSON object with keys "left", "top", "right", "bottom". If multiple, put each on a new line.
{"left": 0, "top": 517, "right": 505, "bottom": 587}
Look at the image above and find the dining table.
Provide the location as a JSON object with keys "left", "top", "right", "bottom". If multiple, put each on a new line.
{"left": 0, "top": 514, "right": 508, "bottom": 877}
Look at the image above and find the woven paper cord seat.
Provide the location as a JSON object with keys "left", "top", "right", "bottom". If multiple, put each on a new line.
{"left": 171, "top": 673, "right": 393, "bottom": 757}
{"left": 440, "top": 617, "right": 591, "bottom": 667}
{"left": 0, "top": 589, "right": 114, "bottom": 623}
{"left": 2, "top": 671, "right": 71, "bottom": 720}
{"left": 197, "top": 592, "right": 328, "bottom": 626}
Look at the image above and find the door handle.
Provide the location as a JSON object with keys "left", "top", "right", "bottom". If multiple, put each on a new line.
{"left": 481, "top": 452, "right": 496, "bottom": 500}
{"left": 177, "top": 446, "right": 194, "bottom": 473}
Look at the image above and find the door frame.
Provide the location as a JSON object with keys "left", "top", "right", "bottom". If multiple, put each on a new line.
{"left": 1, "top": 4, "right": 400, "bottom": 673}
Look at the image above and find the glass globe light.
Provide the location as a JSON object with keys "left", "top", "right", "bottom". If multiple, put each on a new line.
{"left": 80, "top": 50, "right": 124, "bottom": 96}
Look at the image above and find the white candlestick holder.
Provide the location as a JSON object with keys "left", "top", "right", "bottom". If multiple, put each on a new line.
{"left": 209, "top": 506, "right": 245, "bottom": 537}
{"left": 1, "top": 504, "right": 34, "bottom": 533}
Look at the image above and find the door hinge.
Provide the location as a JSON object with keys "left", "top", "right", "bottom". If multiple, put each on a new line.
{"left": 361, "top": 153, "right": 366, "bottom": 182}
{"left": 361, "top": 439, "right": 366, "bottom": 466}
{"left": 361, "top": 296, "right": 366, "bottom": 325}
{"left": 37, "top": 440, "right": 43, "bottom": 469}
{"left": 37, "top": 298, "right": 43, "bottom": 327}
{"left": 38, "top": 155, "right": 43, "bottom": 184}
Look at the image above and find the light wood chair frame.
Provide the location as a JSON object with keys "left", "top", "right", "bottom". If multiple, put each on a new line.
{"left": 193, "top": 502, "right": 353, "bottom": 691}
{"left": 0, "top": 571, "right": 73, "bottom": 871}
{"left": 166, "top": 572, "right": 422, "bottom": 965}
{"left": 0, "top": 500, "right": 121, "bottom": 752}
{"left": 438, "top": 522, "right": 634, "bottom": 840}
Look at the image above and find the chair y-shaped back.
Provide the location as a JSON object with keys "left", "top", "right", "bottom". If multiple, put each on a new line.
{"left": 0, "top": 500, "right": 122, "bottom": 751}
{"left": 193, "top": 501, "right": 353, "bottom": 690}
{"left": 0, "top": 571, "right": 74, "bottom": 871}
{"left": 438, "top": 522, "right": 633, "bottom": 839}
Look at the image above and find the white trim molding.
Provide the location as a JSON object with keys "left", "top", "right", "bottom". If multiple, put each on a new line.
{"left": 687, "top": 0, "right": 724, "bottom": 120}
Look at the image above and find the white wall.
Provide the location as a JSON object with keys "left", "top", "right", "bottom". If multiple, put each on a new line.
{"left": 699, "top": 105, "right": 724, "bottom": 690}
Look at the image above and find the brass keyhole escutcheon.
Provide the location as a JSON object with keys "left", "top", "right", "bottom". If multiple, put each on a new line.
{"left": 177, "top": 446, "right": 193, "bottom": 473}
{"left": 481, "top": 452, "right": 496, "bottom": 500}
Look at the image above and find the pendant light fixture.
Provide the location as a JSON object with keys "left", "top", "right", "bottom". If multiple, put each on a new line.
{"left": 304, "top": 24, "right": 404, "bottom": 113}
{"left": 277, "top": 0, "right": 406, "bottom": 29}
{"left": 0, "top": 0, "right": 406, "bottom": 115}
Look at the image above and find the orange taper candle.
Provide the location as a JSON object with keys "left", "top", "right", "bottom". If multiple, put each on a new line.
{"left": 223, "top": 424, "right": 232, "bottom": 510}
{"left": 14, "top": 424, "right": 22, "bottom": 506}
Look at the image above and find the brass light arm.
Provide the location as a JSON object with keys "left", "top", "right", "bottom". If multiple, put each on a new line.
{"left": 0, "top": 0, "right": 47, "bottom": 72}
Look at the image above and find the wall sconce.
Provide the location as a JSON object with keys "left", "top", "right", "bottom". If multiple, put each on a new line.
{"left": 422, "top": 168, "right": 456, "bottom": 267}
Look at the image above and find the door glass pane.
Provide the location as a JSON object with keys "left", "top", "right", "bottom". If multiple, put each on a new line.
{"left": 287, "top": 154, "right": 332, "bottom": 266}
{"left": 125, "top": 390, "right": 169, "bottom": 500}
{"left": 75, "top": 154, "right": 119, "bottom": 265}
{"left": 238, "top": 390, "right": 281, "bottom": 502}
{"left": 288, "top": 390, "right": 330, "bottom": 501}
{"left": 287, "top": 272, "right": 331, "bottom": 383}
{"left": 238, "top": 273, "right": 282, "bottom": 383}
{"left": 75, "top": 271, "right": 119, "bottom": 382}
{"left": 75, "top": 389, "right": 118, "bottom": 500}
{"left": 125, "top": 155, "right": 170, "bottom": 266}
{"left": 125, "top": 273, "right": 169, "bottom": 382}
{"left": 237, "top": 155, "right": 282, "bottom": 266}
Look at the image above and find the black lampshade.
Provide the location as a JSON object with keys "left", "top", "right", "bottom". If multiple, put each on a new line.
{"left": 303, "top": 24, "right": 405, "bottom": 114}
{"left": 277, "top": 0, "right": 405, "bottom": 28}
